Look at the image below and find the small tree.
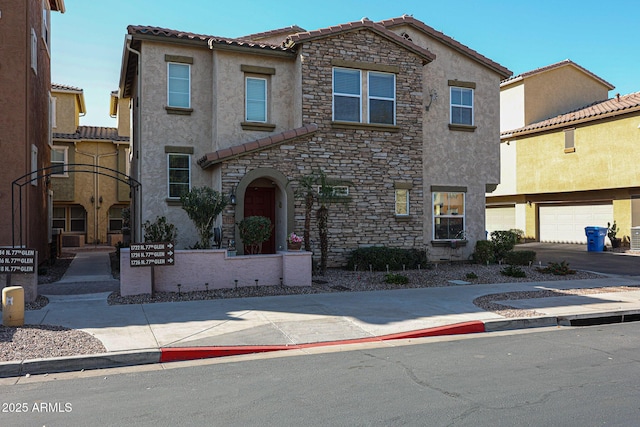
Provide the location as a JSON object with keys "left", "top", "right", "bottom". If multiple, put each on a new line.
{"left": 180, "top": 186, "right": 228, "bottom": 249}
{"left": 237, "top": 216, "right": 273, "bottom": 254}
{"left": 143, "top": 216, "right": 178, "bottom": 243}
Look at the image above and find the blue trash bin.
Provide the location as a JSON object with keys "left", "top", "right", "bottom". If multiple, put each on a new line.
{"left": 585, "top": 226, "right": 607, "bottom": 252}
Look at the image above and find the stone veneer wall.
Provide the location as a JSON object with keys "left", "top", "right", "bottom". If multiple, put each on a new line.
{"left": 221, "top": 30, "right": 426, "bottom": 267}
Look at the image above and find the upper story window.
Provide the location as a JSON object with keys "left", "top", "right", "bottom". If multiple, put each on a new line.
{"left": 31, "top": 28, "right": 38, "bottom": 73}
{"left": 246, "top": 77, "right": 267, "bottom": 122}
{"left": 51, "top": 146, "right": 68, "bottom": 176}
{"left": 333, "top": 67, "right": 396, "bottom": 125}
{"left": 450, "top": 87, "right": 473, "bottom": 125}
{"left": 167, "top": 153, "right": 190, "bottom": 199}
{"left": 167, "top": 63, "right": 190, "bottom": 108}
{"left": 42, "top": 0, "right": 51, "bottom": 51}
{"left": 433, "top": 191, "right": 465, "bottom": 240}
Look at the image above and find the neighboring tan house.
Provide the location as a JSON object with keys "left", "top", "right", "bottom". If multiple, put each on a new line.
{"left": 0, "top": 0, "right": 65, "bottom": 261}
{"left": 51, "top": 84, "right": 131, "bottom": 247}
{"left": 486, "top": 60, "right": 640, "bottom": 244}
{"left": 118, "top": 16, "right": 511, "bottom": 266}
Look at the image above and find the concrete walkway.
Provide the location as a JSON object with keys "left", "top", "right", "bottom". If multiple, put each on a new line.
{"left": 2, "top": 246, "right": 640, "bottom": 377}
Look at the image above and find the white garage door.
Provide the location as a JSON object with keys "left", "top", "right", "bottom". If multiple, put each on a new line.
{"left": 539, "top": 204, "right": 612, "bottom": 244}
{"left": 486, "top": 206, "right": 516, "bottom": 235}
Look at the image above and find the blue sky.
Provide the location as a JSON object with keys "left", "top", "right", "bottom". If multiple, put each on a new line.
{"left": 52, "top": 0, "right": 640, "bottom": 128}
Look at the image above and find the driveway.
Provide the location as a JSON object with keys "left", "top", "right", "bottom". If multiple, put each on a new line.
{"left": 518, "top": 243, "right": 640, "bottom": 276}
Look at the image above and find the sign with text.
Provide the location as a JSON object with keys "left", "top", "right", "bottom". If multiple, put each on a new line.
{"left": 129, "top": 242, "right": 175, "bottom": 267}
{"left": 0, "top": 248, "right": 36, "bottom": 273}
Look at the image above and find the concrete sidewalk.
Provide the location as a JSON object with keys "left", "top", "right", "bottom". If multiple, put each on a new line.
{"left": 2, "top": 247, "right": 640, "bottom": 377}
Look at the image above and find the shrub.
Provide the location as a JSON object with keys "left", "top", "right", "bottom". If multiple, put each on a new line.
{"left": 504, "top": 250, "right": 536, "bottom": 266}
{"left": 180, "top": 186, "right": 228, "bottom": 249}
{"left": 143, "top": 216, "right": 178, "bottom": 243}
{"left": 538, "top": 261, "right": 576, "bottom": 276}
{"left": 472, "top": 240, "right": 495, "bottom": 264}
{"left": 509, "top": 229, "right": 525, "bottom": 243}
{"left": 500, "top": 265, "right": 526, "bottom": 278}
{"left": 237, "top": 216, "right": 273, "bottom": 254}
{"left": 490, "top": 230, "right": 518, "bottom": 261}
{"left": 346, "top": 246, "right": 428, "bottom": 271}
{"left": 384, "top": 273, "right": 409, "bottom": 285}
{"left": 466, "top": 272, "right": 478, "bottom": 279}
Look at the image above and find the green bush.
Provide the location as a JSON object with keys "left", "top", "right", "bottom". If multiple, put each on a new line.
{"left": 466, "top": 272, "right": 478, "bottom": 279}
{"left": 237, "top": 216, "right": 273, "bottom": 254}
{"left": 504, "top": 250, "right": 536, "bottom": 266}
{"left": 509, "top": 228, "right": 525, "bottom": 243}
{"left": 538, "top": 261, "right": 576, "bottom": 276}
{"left": 143, "top": 216, "right": 178, "bottom": 243}
{"left": 472, "top": 240, "right": 495, "bottom": 264}
{"left": 500, "top": 265, "right": 526, "bottom": 278}
{"left": 346, "top": 246, "right": 428, "bottom": 271}
{"left": 384, "top": 273, "right": 409, "bottom": 285}
{"left": 490, "top": 230, "right": 518, "bottom": 261}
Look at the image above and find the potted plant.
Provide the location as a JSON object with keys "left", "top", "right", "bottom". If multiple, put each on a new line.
{"left": 287, "top": 232, "right": 303, "bottom": 251}
{"left": 237, "top": 216, "right": 272, "bottom": 254}
{"left": 608, "top": 221, "right": 621, "bottom": 249}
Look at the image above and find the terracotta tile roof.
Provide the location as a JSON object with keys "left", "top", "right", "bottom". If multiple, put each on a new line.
{"left": 501, "top": 59, "right": 614, "bottom": 90}
{"left": 379, "top": 15, "right": 512, "bottom": 79}
{"left": 52, "top": 83, "right": 82, "bottom": 93}
{"left": 240, "top": 25, "right": 306, "bottom": 42}
{"left": 53, "top": 126, "right": 129, "bottom": 142}
{"left": 502, "top": 92, "right": 640, "bottom": 138}
{"left": 198, "top": 123, "right": 318, "bottom": 169}
{"left": 286, "top": 18, "right": 436, "bottom": 63}
{"left": 127, "top": 25, "right": 292, "bottom": 54}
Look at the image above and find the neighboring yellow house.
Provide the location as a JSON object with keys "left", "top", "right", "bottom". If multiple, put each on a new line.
{"left": 51, "top": 84, "right": 131, "bottom": 246}
{"left": 487, "top": 60, "right": 640, "bottom": 245}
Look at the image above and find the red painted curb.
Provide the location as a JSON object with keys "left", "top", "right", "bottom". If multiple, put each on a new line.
{"left": 159, "top": 321, "right": 486, "bottom": 363}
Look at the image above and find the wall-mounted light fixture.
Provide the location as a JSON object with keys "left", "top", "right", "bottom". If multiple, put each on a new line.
{"left": 90, "top": 195, "right": 95, "bottom": 204}
{"left": 425, "top": 89, "right": 438, "bottom": 111}
{"left": 229, "top": 186, "right": 236, "bottom": 205}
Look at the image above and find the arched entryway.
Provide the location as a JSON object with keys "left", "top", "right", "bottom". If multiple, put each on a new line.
{"left": 234, "top": 168, "right": 294, "bottom": 255}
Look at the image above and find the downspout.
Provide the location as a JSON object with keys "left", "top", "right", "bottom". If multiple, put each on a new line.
{"left": 126, "top": 35, "right": 142, "bottom": 243}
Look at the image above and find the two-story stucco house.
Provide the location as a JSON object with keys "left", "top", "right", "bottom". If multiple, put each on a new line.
{"left": 486, "top": 60, "right": 640, "bottom": 245}
{"left": 50, "top": 84, "right": 131, "bottom": 248}
{"left": 118, "top": 15, "right": 511, "bottom": 266}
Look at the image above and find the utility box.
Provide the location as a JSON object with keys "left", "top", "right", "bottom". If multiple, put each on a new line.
{"left": 585, "top": 226, "right": 607, "bottom": 252}
{"left": 2, "top": 286, "right": 24, "bottom": 327}
{"left": 631, "top": 227, "right": 640, "bottom": 251}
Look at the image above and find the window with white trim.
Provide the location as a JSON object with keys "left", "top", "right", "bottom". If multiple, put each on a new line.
{"left": 167, "top": 63, "right": 190, "bottom": 108}
{"left": 51, "top": 96, "right": 57, "bottom": 129}
{"left": 168, "top": 153, "right": 190, "bottom": 199}
{"left": 450, "top": 87, "right": 473, "bottom": 125}
{"left": 368, "top": 72, "right": 395, "bottom": 125}
{"left": 395, "top": 189, "right": 409, "bottom": 216}
{"left": 31, "top": 145, "right": 38, "bottom": 187}
{"left": 31, "top": 28, "right": 37, "bottom": 73}
{"left": 433, "top": 192, "right": 465, "bottom": 240}
{"left": 333, "top": 67, "right": 396, "bottom": 125}
{"left": 42, "top": 0, "right": 51, "bottom": 51}
{"left": 246, "top": 77, "right": 267, "bottom": 122}
{"left": 51, "top": 146, "right": 68, "bottom": 176}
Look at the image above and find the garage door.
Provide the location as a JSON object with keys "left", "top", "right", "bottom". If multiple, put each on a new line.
{"left": 486, "top": 206, "right": 516, "bottom": 235}
{"left": 539, "top": 204, "right": 612, "bottom": 244}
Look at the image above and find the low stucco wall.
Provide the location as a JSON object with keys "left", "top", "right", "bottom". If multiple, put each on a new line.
{"left": 119, "top": 249, "right": 312, "bottom": 296}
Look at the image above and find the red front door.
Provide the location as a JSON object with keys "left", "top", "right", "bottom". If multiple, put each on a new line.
{"left": 244, "top": 187, "right": 276, "bottom": 254}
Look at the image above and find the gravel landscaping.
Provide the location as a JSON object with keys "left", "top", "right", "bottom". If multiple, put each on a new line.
{"left": 1, "top": 254, "right": 638, "bottom": 364}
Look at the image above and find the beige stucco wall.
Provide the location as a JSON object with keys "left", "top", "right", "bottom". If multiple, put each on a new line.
{"left": 521, "top": 66, "right": 610, "bottom": 125}
{"left": 53, "top": 92, "right": 78, "bottom": 134}
{"left": 500, "top": 82, "right": 525, "bottom": 131}
{"left": 389, "top": 24, "right": 503, "bottom": 258}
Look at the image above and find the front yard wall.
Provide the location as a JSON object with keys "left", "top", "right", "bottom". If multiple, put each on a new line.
{"left": 119, "top": 249, "right": 311, "bottom": 296}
